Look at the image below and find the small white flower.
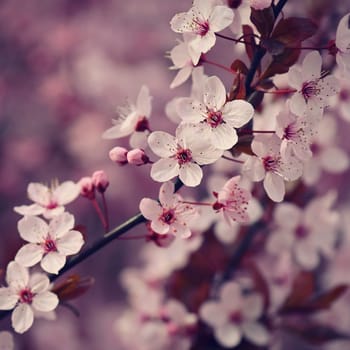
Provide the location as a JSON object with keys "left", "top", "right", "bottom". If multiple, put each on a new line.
{"left": 170, "top": 0, "right": 234, "bottom": 56}
{"left": 199, "top": 282, "right": 269, "bottom": 348}
{"left": 15, "top": 213, "right": 84, "bottom": 274}
{"left": 148, "top": 124, "right": 223, "bottom": 187}
{"left": 0, "top": 262, "right": 58, "bottom": 334}
{"left": 177, "top": 76, "right": 254, "bottom": 150}
{"left": 102, "top": 85, "right": 152, "bottom": 148}
{"left": 335, "top": 13, "right": 350, "bottom": 76}
{"left": 288, "top": 51, "right": 339, "bottom": 117}
{"left": 14, "top": 181, "right": 80, "bottom": 219}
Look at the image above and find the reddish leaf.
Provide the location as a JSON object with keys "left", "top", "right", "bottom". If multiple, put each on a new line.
{"left": 307, "top": 285, "right": 348, "bottom": 311}
{"left": 242, "top": 25, "right": 257, "bottom": 63}
{"left": 229, "top": 72, "right": 246, "bottom": 100}
{"left": 250, "top": 7, "right": 275, "bottom": 40}
{"left": 261, "top": 38, "right": 286, "bottom": 55}
{"left": 271, "top": 17, "right": 318, "bottom": 46}
{"left": 230, "top": 59, "right": 249, "bottom": 75}
{"left": 52, "top": 274, "right": 95, "bottom": 301}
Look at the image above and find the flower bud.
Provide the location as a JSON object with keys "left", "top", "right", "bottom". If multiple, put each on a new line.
{"left": 92, "top": 170, "right": 109, "bottom": 193}
{"left": 109, "top": 146, "right": 128, "bottom": 165}
{"left": 78, "top": 177, "right": 95, "bottom": 200}
{"left": 127, "top": 148, "right": 150, "bottom": 166}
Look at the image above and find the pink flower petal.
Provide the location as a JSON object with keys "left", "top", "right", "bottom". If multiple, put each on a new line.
{"left": 40, "top": 252, "right": 66, "bottom": 275}
{"left": 12, "top": 304, "right": 33, "bottom": 334}
{"left": 57, "top": 230, "right": 84, "bottom": 255}
{"left": 15, "top": 244, "right": 43, "bottom": 267}
{"left": 33, "top": 291, "right": 59, "bottom": 312}
{"left": 17, "top": 216, "right": 48, "bottom": 243}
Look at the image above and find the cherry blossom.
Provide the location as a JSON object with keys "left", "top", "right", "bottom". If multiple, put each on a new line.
{"left": 15, "top": 213, "right": 84, "bottom": 274}
{"left": 275, "top": 103, "right": 314, "bottom": 161}
{"left": 177, "top": 76, "right": 254, "bottom": 150}
{"left": 288, "top": 51, "right": 339, "bottom": 117}
{"left": 170, "top": 0, "right": 234, "bottom": 56}
{"left": 212, "top": 176, "right": 251, "bottom": 225}
{"left": 266, "top": 191, "right": 339, "bottom": 270}
{"left": 148, "top": 124, "right": 223, "bottom": 187}
{"left": 14, "top": 181, "right": 80, "bottom": 219}
{"left": 335, "top": 13, "right": 350, "bottom": 76}
{"left": 0, "top": 262, "right": 59, "bottom": 334}
{"left": 169, "top": 34, "right": 201, "bottom": 89}
{"left": 139, "top": 181, "right": 197, "bottom": 238}
{"left": 199, "top": 281, "right": 269, "bottom": 348}
{"left": 250, "top": 0, "right": 272, "bottom": 10}
{"left": 242, "top": 134, "right": 303, "bottom": 202}
{"left": 102, "top": 85, "right": 152, "bottom": 148}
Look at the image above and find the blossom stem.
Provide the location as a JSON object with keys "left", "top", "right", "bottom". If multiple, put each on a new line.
{"left": 254, "top": 87, "right": 297, "bottom": 94}
{"left": 238, "top": 130, "right": 275, "bottom": 135}
{"left": 101, "top": 193, "right": 110, "bottom": 232}
{"left": 201, "top": 58, "right": 235, "bottom": 75}
{"left": 179, "top": 200, "right": 213, "bottom": 206}
{"left": 215, "top": 32, "right": 248, "bottom": 44}
{"left": 221, "top": 155, "right": 244, "bottom": 163}
{"left": 91, "top": 198, "right": 108, "bottom": 233}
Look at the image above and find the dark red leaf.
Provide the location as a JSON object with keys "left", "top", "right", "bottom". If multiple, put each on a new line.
{"left": 250, "top": 7, "right": 275, "bottom": 40}
{"left": 271, "top": 17, "right": 318, "bottom": 46}
{"left": 242, "top": 25, "right": 257, "bottom": 63}
{"left": 307, "top": 285, "right": 348, "bottom": 311}
{"left": 230, "top": 59, "right": 249, "bottom": 75}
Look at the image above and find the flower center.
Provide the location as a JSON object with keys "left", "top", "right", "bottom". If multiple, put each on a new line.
{"left": 206, "top": 110, "right": 223, "bottom": 128}
{"left": 283, "top": 122, "right": 299, "bottom": 140}
{"left": 19, "top": 288, "right": 34, "bottom": 304}
{"left": 43, "top": 237, "right": 57, "bottom": 253}
{"left": 295, "top": 225, "right": 309, "bottom": 239}
{"left": 135, "top": 116, "right": 150, "bottom": 132}
{"left": 262, "top": 155, "right": 279, "bottom": 172}
{"left": 161, "top": 209, "right": 175, "bottom": 224}
{"left": 176, "top": 148, "right": 192, "bottom": 165}
{"left": 46, "top": 200, "right": 58, "bottom": 210}
{"left": 301, "top": 80, "right": 319, "bottom": 102}
{"left": 193, "top": 18, "right": 210, "bottom": 36}
{"left": 212, "top": 201, "right": 224, "bottom": 211}
{"left": 229, "top": 311, "right": 243, "bottom": 324}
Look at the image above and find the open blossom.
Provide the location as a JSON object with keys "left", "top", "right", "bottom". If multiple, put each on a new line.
{"left": 335, "top": 13, "right": 350, "bottom": 76}
{"left": 169, "top": 34, "right": 201, "bottom": 89}
{"left": 199, "top": 281, "right": 269, "bottom": 348}
{"left": 177, "top": 76, "right": 254, "bottom": 150}
{"left": 170, "top": 0, "right": 234, "bottom": 55}
{"left": 288, "top": 51, "right": 339, "bottom": 117}
{"left": 275, "top": 103, "right": 314, "bottom": 161}
{"left": 242, "top": 134, "right": 303, "bottom": 202}
{"left": 0, "top": 262, "right": 59, "bottom": 333}
{"left": 14, "top": 181, "right": 80, "bottom": 219}
{"left": 139, "top": 182, "right": 197, "bottom": 238}
{"left": 15, "top": 213, "right": 84, "bottom": 274}
{"left": 148, "top": 124, "right": 223, "bottom": 187}
{"left": 266, "top": 191, "right": 339, "bottom": 270}
{"left": 212, "top": 176, "right": 251, "bottom": 225}
{"left": 102, "top": 85, "right": 152, "bottom": 148}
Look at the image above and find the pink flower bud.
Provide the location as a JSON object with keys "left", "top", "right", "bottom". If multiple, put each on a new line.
{"left": 127, "top": 148, "right": 149, "bottom": 166}
{"left": 109, "top": 146, "right": 128, "bottom": 165}
{"left": 92, "top": 170, "right": 109, "bottom": 193}
{"left": 78, "top": 177, "right": 95, "bottom": 200}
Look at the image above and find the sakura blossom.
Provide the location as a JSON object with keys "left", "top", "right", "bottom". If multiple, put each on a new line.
{"left": 249, "top": 0, "right": 272, "bottom": 10}
{"left": 139, "top": 181, "right": 197, "bottom": 238}
{"left": 288, "top": 51, "right": 339, "bottom": 117}
{"left": 212, "top": 176, "right": 251, "bottom": 225}
{"left": 177, "top": 75, "right": 254, "bottom": 150}
{"left": 148, "top": 124, "right": 223, "bottom": 187}
{"left": 15, "top": 213, "right": 84, "bottom": 274}
{"left": 0, "top": 262, "right": 58, "bottom": 334}
{"left": 14, "top": 181, "right": 80, "bottom": 219}
{"left": 102, "top": 85, "right": 152, "bottom": 148}
{"left": 335, "top": 13, "right": 350, "bottom": 76}
{"left": 242, "top": 134, "right": 303, "bottom": 202}
{"left": 266, "top": 191, "right": 340, "bottom": 270}
{"left": 170, "top": 0, "right": 234, "bottom": 56}
{"left": 199, "top": 281, "right": 269, "bottom": 348}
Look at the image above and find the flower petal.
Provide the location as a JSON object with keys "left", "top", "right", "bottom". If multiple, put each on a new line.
{"left": 263, "top": 172, "right": 285, "bottom": 202}
{"left": 136, "top": 85, "right": 152, "bottom": 117}
{"left": 210, "top": 123, "right": 238, "bottom": 150}
{"left": 242, "top": 322, "right": 269, "bottom": 346}
{"left": 222, "top": 100, "right": 254, "bottom": 128}
{"left": 53, "top": 181, "right": 80, "bottom": 206}
{"left": 6, "top": 262, "right": 29, "bottom": 290}
{"left": 33, "top": 292, "right": 59, "bottom": 312}
{"left": 215, "top": 324, "right": 242, "bottom": 348}
{"left": 57, "top": 231, "right": 84, "bottom": 255}
{"left": 0, "top": 288, "right": 18, "bottom": 310}
{"left": 27, "top": 183, "right": 50, "bottom": 206}
{"left": 17, "top": 216, "right": 48, "bottom": 243}
{"left": 148, "top": 131, "right": 177, "bottom": 157}
{"left": 179, "top": 163, "right": 202, "bottom": 187}
{"left": 12, "top": 304, "right": 34, "bottom": 334}
{"left": 29, "top": 273, "right": 50, "bottom": 294}
{"left": 40, "top": 253, "right": 66, "bottom": 275}
{"left": 203, "top": 76, "right": 226, "bottom": 111}
{"left": 49, "top": 212, "right": 75, "bottom": 239}
{"left": 15, "top": 244, "right": 43, "bottom": 268}
{"left": 150, "top": 159, "right": 179, "bottom": 183}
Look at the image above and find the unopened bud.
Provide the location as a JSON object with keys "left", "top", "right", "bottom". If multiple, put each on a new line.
{"left": 127, "top": 148, "right": 150, "bottom": 166}
{"left": 78, "top": 177, "right": 95, "bottom": 200}
{"left": 109, "top": 146, "right": 128, "bottom": 165}
{"left": 92, "top": 170, "right": 109, "bottom": 193}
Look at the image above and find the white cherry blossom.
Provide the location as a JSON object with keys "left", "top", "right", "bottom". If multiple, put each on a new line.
{"left": 0, "top": 262, "right": 58, "bottom": 334}
{"left": 177, "top": 76, "right": 254, "bottom": 150}
{"left": 242, "top": 134, "right": 303, "bottom": 202}
{"left": 139, "top": 181, "right": 197, "bottom": 238}
{"left": 148, "top": 124, "right": 223, "bottom": 187}
{"left": 288, "top": 51, "right": 339, "bottom": 117}
{"left": 335, "top": 13, "right": 350, "bottom": 76}
{"left": 14, "top": 181, "right": 80, "bottom": 219}
{"left": 15, "top": 213, "right": 84, "bottom": 274}
{"left": 170, "top": 0, "right": 234, "bottom": 56}
{"left": 199, "top": 281, "right": 269, "bottom": 348}
{"left": 102, "top": 85, "right": 152, "bottom": 148}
